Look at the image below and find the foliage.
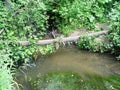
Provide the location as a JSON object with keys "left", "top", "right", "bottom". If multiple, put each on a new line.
{"left": 0, "top": 0, "right": 120, "bottom": 90}
{"left": 0, "top": 0, "right": 119, "bottom": 62}
{"left": 77, "top": 36, "right": 105, "bottom": 53}
{"left": 0, "top": 42, "right": 55, "bottom": 64}
{"left": 76, "top": 1, "right": 120, "bottom": 60}
{"left": 44, "top": 0, "right": 113, "bottom": 35}
{"left": 38, "top": 44, "right": 55, "bottom": 55}
{"left": 0, "top": 0, "right": 48, "bottom": 40}
{"left": 33, "top": 44, "right": 55, "bottom": 60}
{"left": 0, "top": 0, "right": 50, "bottom": 63}
{"left": 107, "top": 1, "right": 120, "bottom": 60}
{"left": 0, "top": 50, "right": 15, "bottom": 90}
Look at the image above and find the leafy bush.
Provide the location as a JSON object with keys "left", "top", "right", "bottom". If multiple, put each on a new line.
{"left": 0, "top": 0, "right": 119, "bottom": 63}
{"left": 0, "top": 0, "right": 50, "bottom": 63}
{"left": 33, "top": 44, "right": 55, "bottom": 60}
{"left": 44, "top": 0, "right": 113, "bottom": 35}
{"left": 107, "top": 1, "right": 120, "bottom": 60}
{"left": 77, "top": 1, "right": 120, "bottom": 60}
{"left": 77, "top": 36, "right": 105, "bottom": 53}
{"left": 0, "top": 50, "right": 15, "bottom": 90}
{"left": 0, "top": 0, "right": 48, "bottom": 40}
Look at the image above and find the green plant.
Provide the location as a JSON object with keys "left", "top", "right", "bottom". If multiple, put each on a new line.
{"left": 48, "top": 0, "right": 112, "bottom": 35}
{"left": 32, "top": 44, "right": 55, "bottom": 60}
{"left": 107, "top": 1, "right": 120, "bottom": 60}
{"left": 38, "top": 44, "right": 55, "bottom": 55}
{"left": 1, "top": 0, "right": 119, "bottom": 63}
{"left": 77, "top": 36, "right": 105, "bottom": 53}
{"left": 0, "top": 0, "right": 49, "bottom": 62}
{"left": 0, "top": 0, "right": 48, "bottom": 40}
{"left": 75, "top": 1, "right": 120, "bottom": 60}
{"left": 0, "top": 50, "right": 15, "bottom": 90}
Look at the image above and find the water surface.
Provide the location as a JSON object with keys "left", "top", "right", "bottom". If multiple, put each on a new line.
{"left": 16, "top": 47, "right": 120, "bottom": 90}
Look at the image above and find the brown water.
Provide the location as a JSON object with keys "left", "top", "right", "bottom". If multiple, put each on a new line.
{"left": 16, "top": 47, "right": 120, "bottom": 90}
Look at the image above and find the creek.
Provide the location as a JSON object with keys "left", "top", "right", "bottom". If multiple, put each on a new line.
{"left": 16, "top": 47, "right": 120, "bottom": 90}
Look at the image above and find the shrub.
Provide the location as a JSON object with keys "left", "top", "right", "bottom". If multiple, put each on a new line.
{"left": 107, "top": 1, "right": 120, "bottom": 60}
{"left": 0, "top": 0, "right": 49, "bottom": 62}
{"left": 77, "top": 36, "right": 105, "bottom": 53}
{"left": 44, "top": 0, "right": 112, "bottom": 35}
{"left": 0, "top": 0, "right": 48, "bottom": 40}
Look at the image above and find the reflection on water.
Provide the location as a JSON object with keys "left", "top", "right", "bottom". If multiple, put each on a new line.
{"left": 16, "top": 47, "right": 120, "bottom": 90}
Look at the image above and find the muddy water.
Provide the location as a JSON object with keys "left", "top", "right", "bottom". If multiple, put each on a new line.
{"left": 16, "top": 47, "right": 120, "bottom": 90}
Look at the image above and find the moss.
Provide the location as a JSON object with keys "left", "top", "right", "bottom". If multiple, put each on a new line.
{"left": 30, "top": 72, "right": 120, "bottom": 90}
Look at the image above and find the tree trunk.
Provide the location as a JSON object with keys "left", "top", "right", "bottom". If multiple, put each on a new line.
{"left": 19, "top": 30, "right": 108, "bottom": 46}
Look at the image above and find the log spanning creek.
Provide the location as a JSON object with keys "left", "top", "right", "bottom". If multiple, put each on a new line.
{"left": 16, "top": 47, "right": 120, "bottom": 90}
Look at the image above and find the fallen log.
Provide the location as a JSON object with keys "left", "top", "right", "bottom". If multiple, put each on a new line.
{"left": 19, "top": 30, "right": 108, "bottom": 46}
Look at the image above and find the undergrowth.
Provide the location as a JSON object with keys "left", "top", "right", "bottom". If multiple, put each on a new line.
{"left": 77, "top": 1, "right": 120, "bottom": 60}
{"left": 0, "top": 0, "right": 120, "bottom": 89}
{"left": 107, "top": 2, "right": 120, "bottom": 60}
{"left": 44, "top": 0, "right": 113, "bottom": 35}
{"left": 77, "top": 36, "right": 105, "bottom": 53}
{"left": 0, "top": 50, "right": 15, "bottom": 90}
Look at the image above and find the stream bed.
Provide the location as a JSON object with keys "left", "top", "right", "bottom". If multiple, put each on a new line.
{"left": 16, "top": 47, "right": 120, "bottom": 90}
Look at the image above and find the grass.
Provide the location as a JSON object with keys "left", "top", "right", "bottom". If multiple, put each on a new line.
{"left": 0, "top": 50, "right": 15, "bottom": 90}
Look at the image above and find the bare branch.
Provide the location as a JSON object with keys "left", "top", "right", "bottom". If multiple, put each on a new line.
{"left": 0, "top": 29, "right": 4, "bottom": 35}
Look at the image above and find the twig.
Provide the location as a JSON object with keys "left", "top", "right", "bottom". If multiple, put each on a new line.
{"left": 0, "top": 29, "right": 4, "bottom": 35}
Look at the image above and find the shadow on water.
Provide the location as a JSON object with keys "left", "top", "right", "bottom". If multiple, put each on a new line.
{"left": 15, "top": 47, "right": 120, "bottom": 90}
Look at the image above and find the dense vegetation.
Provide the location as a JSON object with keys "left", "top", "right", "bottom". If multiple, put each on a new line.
{"left": 0, "top": 0, "right": 120, "bottom": 90}
{"left": 77, "top": 1, "right": 120, "bottom": 60}
{"left": 0, "top": 50, "right": 15, "bottom": 90}
{"left": 107, "top": 2, "right": 120, "bottom": 60}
